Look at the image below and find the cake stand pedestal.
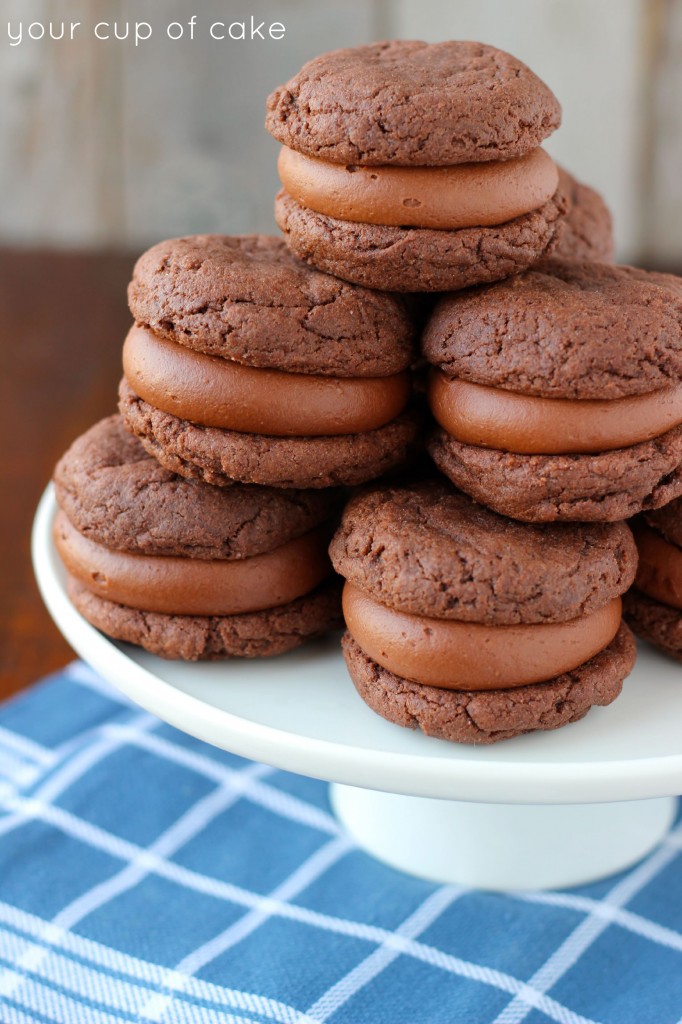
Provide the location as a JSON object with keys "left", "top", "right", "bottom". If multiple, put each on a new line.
{"left": 33, "top": 486, "right": 682, "bottom": 891}
{"left": 330, "top": 785, "right": 675, "bottom": 889}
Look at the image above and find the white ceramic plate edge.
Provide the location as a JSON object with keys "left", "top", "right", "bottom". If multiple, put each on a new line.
{"left": 33, "top": 485, "right": 682, "bottom": 804}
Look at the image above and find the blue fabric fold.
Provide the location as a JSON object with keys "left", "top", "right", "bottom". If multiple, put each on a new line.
{"left": 0, "top": 662, "right": 680, "bottom": 1024}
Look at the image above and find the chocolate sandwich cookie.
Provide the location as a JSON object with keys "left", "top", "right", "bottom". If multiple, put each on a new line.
{"left": 554, "top": 167, "right": 614, "bottom": 262}
{"left": 624, "top": 498, "right": 682, "bottom": 660}
{"left": 53, "top": 416, "right": 342, "bottom": 660}
{"left": 424, "top": 259, "right": 682, "bottom": 522}
{"left": 120, "top": 234, "right": 419, "bottom": 489}
{"left": 329, "top": 482, "right": 637, "bottom": 744}
{"left": 267, "top": 40, "right": 566, "bottom": 292}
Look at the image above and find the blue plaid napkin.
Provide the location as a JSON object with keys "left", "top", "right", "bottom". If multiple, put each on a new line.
{"left": 1, "top": 663, "right": 681, "bottom": 1024}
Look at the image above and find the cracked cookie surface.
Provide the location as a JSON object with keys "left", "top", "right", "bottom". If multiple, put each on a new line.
{"left": 54, "top": 415, "right": 337, "bottom": 558}
{"left": 68, "top": 577, "right": 343, "bottom": 661}
{"left": 266, "top": 40, "right": 561, "bottom": 166}
{"left": 128, "top": 234, "right": 414, "bottom": 376}
{"left": 423, "top": 260, "right": 682, "bottom": 399}
{"left": 640, "top": 495, "right": 682, "bottom": 550}
{"left": 623, "top": 589, "right": 682, "bottom": 662}
{"left": 274, "top": 189, "right": 566, "bottom": 293}
{"left": 429, "top": 425, "right": 682, "bottom": 523}
{"left": 119, "top": 380, "right": 421, "bottom": 490}
{"left": 329, "top": 480, "right": 637, "bottom": 624}
{"left": 554, "top": 168, "right": 614, "bottom": 262}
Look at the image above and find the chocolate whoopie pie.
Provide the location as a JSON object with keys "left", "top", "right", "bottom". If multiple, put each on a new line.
{"left": 624, "top": 498, "right": 682, "bottom": 660}
{"left": 329, "top": 481, "right": 638, "bottom": 744}
{"left": 267, "top": 40, "right": 567, "bottom": 292}
{"left": 119, "top": 235, "right": 419, "bottom": 489}
{"left": 554, "top": 167, "right": 614, "bottom": 263}
{"left": 424, "top": 259, "right": 682, "bottom": 522}
{"left": 53, "top": 416, "right": 342, "bottom": 660}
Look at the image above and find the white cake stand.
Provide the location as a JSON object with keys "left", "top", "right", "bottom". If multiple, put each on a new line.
{"left": 33, "top": 486, "right": 682, "bottom": 891}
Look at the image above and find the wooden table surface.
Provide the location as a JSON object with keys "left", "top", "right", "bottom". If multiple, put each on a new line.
{"left": 0, "top": 248, "right": 135, "bottom": 700}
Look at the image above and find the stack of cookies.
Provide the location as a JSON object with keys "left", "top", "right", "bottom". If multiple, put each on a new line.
{"left": 119, "top": 236, "right": 418, "bottom": 490}
{"left": 329, "top": 482, "right": 637, "bottom": 745}
{"left": 53, "top": 418, "right": 343, "bottom": 661}
{"left": 53, "top": 236, "right": 420, "bottom": 660}
{"left": 266, "top": 40, "right": 682, "bottom": 743}
{"left": 52, "top": 38, "right": 682, "bottom": 745}
{"left": 624, "top": 500, "right": 682, "bottom": 662}
{"left": 423, "top": 262, "right": 682, "bottom": 523}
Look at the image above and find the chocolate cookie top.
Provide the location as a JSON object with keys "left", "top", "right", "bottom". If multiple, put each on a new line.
{"left": 329, "top": 480, "right": 637, "bottom": 624}
{"left": 555, "top": 167, "right": 614, "bottom": 263}
{"left": 422, "top": 259, "right": 682, "bottom": 399}
{"left": 266, "top": 40, "right": 561, "bottom": 166}
{"left": 128, "top": 235, "right": 414, "bottom": 377}
{"left": 54, "top": 416, "right": 337, "bottom": 559}
{"left": 643, "top": 497, "right": 682, "bottom": 550}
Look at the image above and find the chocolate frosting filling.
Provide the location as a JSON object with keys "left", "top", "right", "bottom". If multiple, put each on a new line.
{"left": 429, "top": 372, "right": 682, "bottom": 454}
{"left": 123, "top": 326, "right": 411, "bottom": 437}
{"left": 55, "top": 512, "right": 332, "bottom": 616}
{"left": 278, "top": 146, "right": 559, "bottom": 229}
{"left": 343, "top": 582, "right": 622, "bottom": 690}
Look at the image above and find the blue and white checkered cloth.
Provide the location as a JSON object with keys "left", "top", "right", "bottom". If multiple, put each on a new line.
{"left": 1, "top": 663, "right": 682, "bottom": 1024}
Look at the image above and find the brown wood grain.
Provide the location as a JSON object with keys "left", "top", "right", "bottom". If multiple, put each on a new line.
{"left": 0, "top": 248, "right": 133, "bottom": 699}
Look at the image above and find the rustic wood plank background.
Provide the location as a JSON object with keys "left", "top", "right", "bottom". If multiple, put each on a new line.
{"left": 1, "top": 0, "right": 681, "bottom": 264}
{"left": 0, "top": 249, "right": 133, "bottom": 698}
{"left": 643, "top": 0, "right": 682, "bottom": 265}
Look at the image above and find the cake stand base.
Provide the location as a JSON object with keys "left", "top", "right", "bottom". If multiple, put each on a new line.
{"left": 330, "top": 784, "right": 677, "bottom": 890}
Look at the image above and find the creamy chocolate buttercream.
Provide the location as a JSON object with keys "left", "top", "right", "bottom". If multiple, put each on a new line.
{"left": 634, "top": 522, "right": 682, "bottom": 611}
{"left": 278, "top": 146, "right": 559, "bottom": 229}
{"left": 123, "top": 326, "right": 411, "bottom": 437}
{"left": 55, "top": 512, "right": 331, "bottom": 616}
{"left": 429, "top": 372, "right": 682, "bottom": 454}
{"left": 342, "top": 582, "right": 622, "bottom": 690}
